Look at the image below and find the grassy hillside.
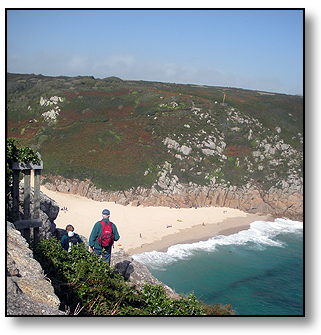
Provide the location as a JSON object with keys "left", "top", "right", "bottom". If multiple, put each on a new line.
{"left": 7, "top": 73, "right": 303, "bottom": 192}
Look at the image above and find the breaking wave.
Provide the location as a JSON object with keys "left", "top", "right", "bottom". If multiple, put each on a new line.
{"left": 132, "top": 218, "right": 303, "bottom": 269}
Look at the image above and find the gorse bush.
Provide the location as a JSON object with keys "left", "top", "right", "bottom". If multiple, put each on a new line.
{"left": 34, "top": 238, "right": 234, "bottom": 315}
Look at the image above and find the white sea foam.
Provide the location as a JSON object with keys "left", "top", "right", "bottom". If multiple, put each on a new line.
{"left": 132, "top": 218, "right": 303, "bottom": 269}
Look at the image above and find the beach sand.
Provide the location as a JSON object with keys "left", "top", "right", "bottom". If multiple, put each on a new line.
{"left": 41, "top": 186, "right": 273, "bottom": 255}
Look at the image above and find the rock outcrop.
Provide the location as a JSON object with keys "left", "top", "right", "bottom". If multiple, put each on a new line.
{"left": 111, "top": 250, "right": 180, "bottom": 299}
{"left": 6, "top": 222, "right": 64, "bottom": 315}
{"left": 43, "top": 175, "right": 303, "bottom": 221}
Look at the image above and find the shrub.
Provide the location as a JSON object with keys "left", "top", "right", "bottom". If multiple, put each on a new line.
{"left": 34, "top": 238, "right": 234, "bottom": 315}
{"left": 6, "top": 138, "right": 41, "bottom": 220}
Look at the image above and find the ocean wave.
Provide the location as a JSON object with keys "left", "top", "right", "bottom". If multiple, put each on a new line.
{"left": 132, "top": 218, "right": 303, "bottom": 269}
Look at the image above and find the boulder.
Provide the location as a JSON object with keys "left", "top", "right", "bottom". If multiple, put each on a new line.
{"left": 111, "top": 250, "right": 179, "bottom": 299}
{"left": 114, "top": 260, "right": 134, "bottom": 280}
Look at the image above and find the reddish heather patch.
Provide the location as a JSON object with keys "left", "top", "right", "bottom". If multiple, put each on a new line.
{"left": 64, "top": 89, "right": 131, "bottom": 101}
{"left": 225, "top": 144, "right": 252, "bottom": 157}
{"left": 7, "top": 118, "right": 16, "bottom": 132}
{"left": 7, "top": 119, "right": 40, "bottom": 142}
{"left": 64, "top": 92, "right": 79, "bottom": 100}
{"left": 158, "top": 90, "right": 181, "bottom": 98}
{"left": 77, "top": 89, "right": 130, "bottom": 97}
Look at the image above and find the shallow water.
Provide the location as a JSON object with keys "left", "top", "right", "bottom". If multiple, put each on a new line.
{"left": 133, "top": 218, "right": 303, "bottom": 315}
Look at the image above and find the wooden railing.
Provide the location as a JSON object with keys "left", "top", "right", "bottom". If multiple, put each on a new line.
{"left": 12, "top": 161, "right": 43, "bottom": 246}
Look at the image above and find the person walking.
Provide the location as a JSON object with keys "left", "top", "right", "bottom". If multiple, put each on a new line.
{"left": 88, "top": 209, "right": 120, "bottom": 265}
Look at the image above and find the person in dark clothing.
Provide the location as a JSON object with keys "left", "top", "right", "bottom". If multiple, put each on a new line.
{"left": 61, "top": 224, "right": 83, "bottom": 252}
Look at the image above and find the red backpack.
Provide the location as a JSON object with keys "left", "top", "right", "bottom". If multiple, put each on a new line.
{"left": 98, "top": 220, "right": 114, "bottom": 247}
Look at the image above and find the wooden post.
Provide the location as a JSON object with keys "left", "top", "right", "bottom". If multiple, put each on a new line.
{"left": 12, "top": 170, "right": 20, "bottom": 222}
{"left": 12, "top": 161, "right": 43, "bottom": 246}
{"left": 33, "top": 169, "right": 41, "bottom": 219}
{"left": 14, "top": 219, "right": 42, "bottom": 229}
{"left": 23, "top": 170, "right": 31, "bottom": 242}
{"left": 23, "top": 170, "right": 31, "bottom": 219}
{"left": 33, "top": 169, "right": 41, "bottom": 245}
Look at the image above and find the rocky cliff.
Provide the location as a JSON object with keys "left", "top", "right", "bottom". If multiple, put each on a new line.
{"left": 7, "top": 222, "right": 179, "bottom": 315}
{"left": 7, "top": 216, "right": 178, "bottom": 315}
{"left": 43, "top": 175, "right": 303, "bottom": 221}
{"left": 6, "top": 222, "right": 64, "bottom": 315}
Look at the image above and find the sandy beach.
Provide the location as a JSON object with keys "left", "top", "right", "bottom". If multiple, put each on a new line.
{"left": 41, "top": 186, "right": 273, "bottom": 255}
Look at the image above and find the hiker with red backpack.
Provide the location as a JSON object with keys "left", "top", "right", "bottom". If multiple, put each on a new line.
{"left": 88, "top": 209, "right": 120, "bottom": 265}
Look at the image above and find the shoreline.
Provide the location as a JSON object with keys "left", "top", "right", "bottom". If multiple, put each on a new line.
{"left": 39, "top": 184, "right": 274, "bottom": 255}
{"left": 127, "top": 214, "right": 274, "bottom": 255}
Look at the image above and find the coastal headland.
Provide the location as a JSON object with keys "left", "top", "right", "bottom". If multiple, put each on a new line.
{"left": 40, "top": 185, "right": 273, "bottom": 255}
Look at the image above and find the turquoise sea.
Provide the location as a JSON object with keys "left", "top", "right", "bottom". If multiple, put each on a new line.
{"left": 133, "top": 218, "right": 304, "bottom": 316}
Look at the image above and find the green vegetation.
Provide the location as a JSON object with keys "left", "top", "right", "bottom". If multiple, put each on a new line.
{"left": 6, "top": 136, "right": 40, "bottom": 189}
{"left": 34, "top": 238, "right": 234, "bottom": 315}
{"left": 7, "top": 137, "right": 40, "bottom": 166}
{"left": 7, "top": 73, "right": 303, "bottom": 193}
{"left": 6, "top": 138, "right": 41, "bottom": 220}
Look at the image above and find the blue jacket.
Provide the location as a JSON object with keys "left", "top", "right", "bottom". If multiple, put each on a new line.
{"left": 89, "top": 218, "right": 120, "bottom": 250}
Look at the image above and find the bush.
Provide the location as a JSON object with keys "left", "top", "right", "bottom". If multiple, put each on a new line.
{"left": 34, "top": 238, "right": 141, "bottom": 315}
{"left": 6, "top": 138, "right": 41, "bottom": 220}
{"left": 34, "top": 238, "right": 234, "bottom": 315}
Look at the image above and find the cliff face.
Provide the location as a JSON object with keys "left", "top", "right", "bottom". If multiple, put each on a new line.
{"left": 6, "top": 222, "right": 179, "bottom": 315}
{"left": 7, "top": 221, "right": 179, "bottom": 315}
{"left": 6, "top": 222, "right": 64, "bottom": 315}
{"left": 43, "top": 175, "right": 303, "bottom": 221}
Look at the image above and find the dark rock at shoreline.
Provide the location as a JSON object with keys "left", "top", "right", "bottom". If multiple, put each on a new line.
{"left": 114, "top": 259, "right": 134, "bottom": 280}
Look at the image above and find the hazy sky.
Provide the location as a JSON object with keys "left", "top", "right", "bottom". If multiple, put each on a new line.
{"left": 7, "top": 9, "right": 303, "bottom": 95}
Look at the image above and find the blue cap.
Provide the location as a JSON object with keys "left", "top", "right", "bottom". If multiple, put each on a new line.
{"left": 102, "top": 209, "right": 110, "bottom": 215}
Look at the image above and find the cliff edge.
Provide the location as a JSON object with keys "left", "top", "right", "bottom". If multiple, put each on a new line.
{"left": 7, "top": 223, "right": 179, "bottom": 315}
{"left": 6, "top": 222, "right": 64, "bottom": 315}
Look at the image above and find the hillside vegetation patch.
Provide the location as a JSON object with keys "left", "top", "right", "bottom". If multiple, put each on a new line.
{"left": 7, "top": 73, "right": 303, "bottom": 193}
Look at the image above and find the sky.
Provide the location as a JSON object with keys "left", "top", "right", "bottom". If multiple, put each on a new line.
{"left": 6, "top": 9, "right": 304, "bottom": 95}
